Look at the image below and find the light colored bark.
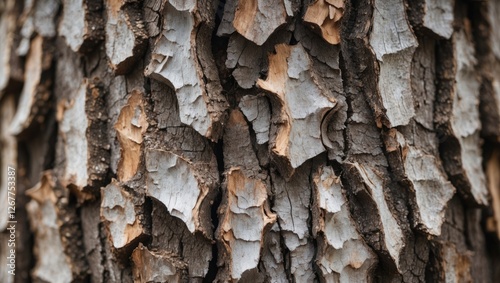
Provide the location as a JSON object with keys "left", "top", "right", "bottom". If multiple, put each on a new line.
{"left": 145, "top": 0, "right": 228, "bottom": 141}
{"left": 239, "top": 94, "right": 271, "bottom": 144}
{"left": 423, "top": 0, "right": 454, "bottom": 38}
{"left": 370, "top": 0, "right": 418, "bottom": 127}
{"left": 260, "top": 224, "right": 288, "bottom": 283}
{"left": 101, "top": 179, "right": 148, "bottom": 250}
{"left": 312, "top": 165, "right": 377, "bottom": 282}
{"left": 386, "top": 130, "right": 455, "bottom": 235}
{"left": 146, "top": 149, "right": 214, "bottom": 234}
{"left": 220, "top": 168, "right": 275, "bottom": 280}
{"left": 349, "top": 162, "right": 404, "bottom": 270}
{"left": 59, "top": 81, "right": 90, "bottom": 190}
{"left": 436, "top": 242, "right": 472, "bottom": 283}
{"left": 57, "top": 76, "right": 109, "bottom": 199}
{"left": 59, "top": 0, "right": 104, "bottom": 53}
{"left": 225, "top": 32, "right": 291, "bottom": 89}
{"left": 105, "top": 0, "right": 147, "bottom": 75}
{"left": 271, "top": 165, "right": 315, "bottom": 283}
{"left": 257, "top": 43, "right": 336, "bottom": 178}
{"left": 453, "top": 31, "right": 487, "bottom": 205}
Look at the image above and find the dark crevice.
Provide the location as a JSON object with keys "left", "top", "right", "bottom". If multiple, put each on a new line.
{"left": 98, "top": 221, "right": 110, "bottom": 283}
{"left": 203, "top": 186, "right": 222, "bottom": 283}
{"left": 212, "top": 0, "right": 232, "bottom": 98}
{"left": 215, "top": 0, "right": 226, "bottom": 23}
{"left": 213, "top": 139, "right": 225, "bottom": 176}
{"left": 337, "top": 50, "right": 351, "bottom": 161}
{"left": 268, "top": 171, "right": 293, "bottom": 283}
{"left": 424, "top": 244, "right": 442, "bottom": 283}
{"left": 42, "top": 115, "right": 57, "bottom": 171}
{"left": 308, "top": 156, "right": 327, "bottom": 283}
{"left": 206, "top": 98, "right": 224, "bottom": 281}
{"left": 289, "top": 33, "right": 299, "bottom": 45}
{"left": 142, "top": 196, "right": 153, "bottom": 246}
{"left": 15, "top": 142, "right": 35, "bottom": 283}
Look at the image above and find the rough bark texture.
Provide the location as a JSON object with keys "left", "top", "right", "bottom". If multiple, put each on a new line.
{"left": 1, "top": 0, "right": 500, "bottom": 282}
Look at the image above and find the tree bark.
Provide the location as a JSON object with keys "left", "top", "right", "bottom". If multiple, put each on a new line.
{"left": 1, "top": 0, "right": 500, "bottom": 282}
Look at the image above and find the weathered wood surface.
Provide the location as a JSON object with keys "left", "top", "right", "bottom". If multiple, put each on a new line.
{"left": 0, "top": 0, "right": 499, "bottom": 282}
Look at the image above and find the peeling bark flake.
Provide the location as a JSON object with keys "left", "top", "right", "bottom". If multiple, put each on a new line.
{"left": 145, "top": 1, "right": 228, "bottom": 141}
{"left": 239, "top": 94, "right": 271, "bottom": 144}
{"left": 105, "top": 0, "right": 147, "bottom": 75}
{"left": 312, "top": 165, "right": 377, "bottom": 282}
{"left": 217, "top": 109, "right": 276, "bottom": 281}
{"left": 271, "top": 165, "right": 315, "bottom": 282}
{"left": 114, "top": 90, "right": 149, "bottom": 182}
{"left": 220, "top": 169, "right": 276, "bottom": 280}
{"left": 145, "top": 149, "right": 215, "bottom": 236}
{"left": 257, "top": 43, "right": 336, "bottom": 178}
{"left": 303, "top": 0, "right": 344, "bottom": 45}
{"left": 58, "top": 79, "right": 109, "bottom": 199}
{"left": 233, "top": 0, "right": 289, "bottom": 45}
{"left": 101, "top": 179, "right": 148, "bottom": 250}
{"left": 384, "top": 129, "right": 455, "bottom": 236}
{"left": 423, "top": 0, "right": 453, "bottom": 38}
{"left": 369, "top": 0, "right": 418, "bottom": 127}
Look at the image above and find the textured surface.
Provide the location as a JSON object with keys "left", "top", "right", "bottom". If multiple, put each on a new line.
{"left": 312, "top": 165, "right": 377, "bottom": 282}
{"left": 145, "top": 1, "right": 228, "bottom": 141}
{"left": 0, "top": 0, "right": 499, "bottom": 282}
{"left": 257, "top": 43, "right": 336, "bottom": 177}
{"left": 369, "top": 0, "right": 418, "bottom": 127}
{"left": 104, "top": 0, "right": 147, "bottom": 74}
{"left": 59, "top": 0, "right": 104, "bottom": 53}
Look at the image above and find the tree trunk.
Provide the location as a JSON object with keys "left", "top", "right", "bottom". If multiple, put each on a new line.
{"left": 1, "top": 0, "right": 500, "bottom": 282}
